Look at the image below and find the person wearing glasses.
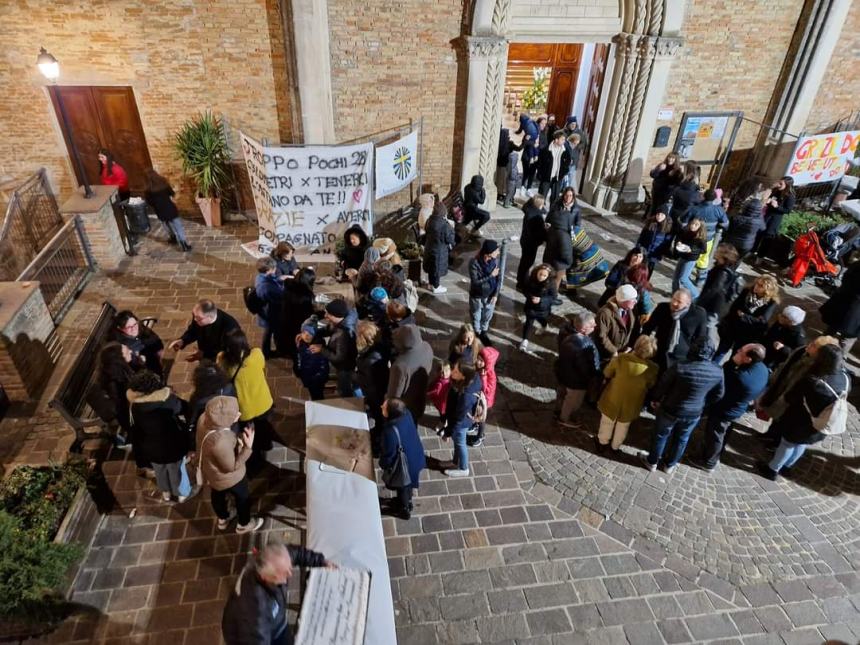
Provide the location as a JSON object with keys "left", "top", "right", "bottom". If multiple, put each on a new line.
{"left": 109, "top": 309, "right": 165, "bottom": 378}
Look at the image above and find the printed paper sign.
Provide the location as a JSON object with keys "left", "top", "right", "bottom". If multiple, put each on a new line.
{"left": 375, "top": 129, "right": 419, "bottom": 198}
{"left": 240, "top": 132, "right": 374, "bottom": 254}
{"left": 786, "top": 130, "right": 860, "bottom": 186}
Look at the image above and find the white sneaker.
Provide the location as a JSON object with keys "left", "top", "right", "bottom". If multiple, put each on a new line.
{"left": 160, "top": 492, "right": 172, "bottom": 502}
{"left": 216, "top": 512, "right": 236, "bottom": 531}
{"left": 518, "top": 339, "right": 529, "bottom": 351}
{"left": 177, "top": 487, "right": 199, "bottom": 504}
{"left": 236, "top": 517, "right": 265, "bottom": 534}
{"left": 444, "top": 468, "right": 470, "bottom": 478}
{"left": 432, "top": 285, "right": 448, "bottom": 294}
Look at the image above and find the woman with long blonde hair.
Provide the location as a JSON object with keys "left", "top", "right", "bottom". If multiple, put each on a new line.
{"left": 715, "top": 274, "right": 780, "bottom": 362}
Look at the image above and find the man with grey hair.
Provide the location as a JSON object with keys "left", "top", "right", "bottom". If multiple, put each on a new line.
{"left": 641, "top": 288, "right": 708, "bottom": 373}
{"left": 695, "top": 343, "right": 769, "bottom": 472}
{"left": 222, "top": 541, "right": 336, "bottom": 645}
{"left": 554, "top": 311, "right": 599, "bottom": 428}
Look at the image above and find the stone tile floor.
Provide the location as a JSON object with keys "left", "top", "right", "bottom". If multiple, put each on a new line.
{"left": 1, "top": 206, "right": 857, "bottom": 644}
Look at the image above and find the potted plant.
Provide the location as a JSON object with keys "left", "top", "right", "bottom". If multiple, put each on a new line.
{"left": 522, "top": 67, "right": 550, "bottom": 112}
{"left": 400, "top": 241, "right": 423, "bottom": 282}
{"left": 175, "top": 111, "right": 232, "bottom": 227}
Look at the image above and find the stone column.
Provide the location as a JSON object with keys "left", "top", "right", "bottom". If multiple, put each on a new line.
{"left": 0, "top": 281, "right": 59, "bottom": 402}
{"left": 460, "top": 36, "right": 508, "bottom": 208}
{"left": 59, "top": 185, "right": 125, "bottom": 270}
{"left": 292, "top": 0, "right": 336, "bottom": 144}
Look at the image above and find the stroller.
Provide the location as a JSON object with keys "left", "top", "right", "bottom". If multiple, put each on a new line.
{"left": 786, "top": 227, "right": 839, "bottom": 287}
{"left": 815, "top": 223, "right": 860, "bottom": 292}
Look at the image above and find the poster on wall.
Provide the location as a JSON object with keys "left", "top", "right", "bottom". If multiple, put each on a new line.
{"left": 786, "top": 130, "right": 860, "bottom": 186}
{"left": 240, "top": 132, "right": 374, "bottom": 255}
{"left": 374, "top": 130, "right": 419, "bottom": 199}
{"left": 676, "top": 114, "right": 731, "bottom": 161}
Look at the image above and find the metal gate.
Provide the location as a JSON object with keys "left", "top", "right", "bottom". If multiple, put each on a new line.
{"left": 1, "top": 169, "right": 94, "bottom": 321}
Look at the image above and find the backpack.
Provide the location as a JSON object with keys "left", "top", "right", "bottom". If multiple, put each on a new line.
{"left": 403, "top": 279, "right": 419, "bottom": 312}
{"left": 243, "top": 285, "right": 265, "bottom": 315}
{"left": 804, "top": 376, "right": 849, "bottom": 435}
{"left": 470, "top": 390, "right": 488, "bottom": 424}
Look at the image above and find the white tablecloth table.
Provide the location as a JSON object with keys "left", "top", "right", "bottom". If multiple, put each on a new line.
{"left": 304, "top": 398, "right": 396, "bottom": 645}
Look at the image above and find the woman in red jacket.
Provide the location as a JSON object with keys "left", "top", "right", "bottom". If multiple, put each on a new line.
{"left": 98, "top": 148, "right": 130, "bottom": 201}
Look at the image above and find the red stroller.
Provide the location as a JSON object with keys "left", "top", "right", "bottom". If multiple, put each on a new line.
{"left": 787, "top": 227, "right": 839, "bottom": 287}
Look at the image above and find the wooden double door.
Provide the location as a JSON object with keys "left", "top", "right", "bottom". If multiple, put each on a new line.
{"left": 49, "top": 86, "right": 152, "bottom": 194}
{"left": 506, "top": 43, "right": 582, "bottom": 123}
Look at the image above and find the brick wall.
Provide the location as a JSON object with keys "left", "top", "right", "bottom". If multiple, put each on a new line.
{"left": 805, "top": 0, "right": 860, "bottom": 134}
{"left": 0, "top": 0, "right": 288, "bottom": 212}
{"left": 326, "top": 0, "right": 464, "bottom": 199}
{"left": 644, "top": 0, "right": 805, "bottom": 185}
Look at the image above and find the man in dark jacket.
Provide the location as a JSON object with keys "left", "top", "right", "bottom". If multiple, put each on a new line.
{"left": 255, "top": 257, "right": 284, "bottom": 359}
{"left": 643, "top": 337, "right": 725, "bottom": 474}
{"left": 763, "top": 306, "right": 807, "bottom": 370}
{"left": 517, "top": 194, "right": 547, "bottom": 288}
{"left": 170, "top": 299, "right": 242, "bottom": 362}
{"left": 380, "top": 398, "right": 426, "bottom": 520}
{"left": 422, "top": 204, "right": 456, "bottom": 294}
{"left": 696, "top": 343, "right": 768, "bottom": 472}
{"left": 820, "top": 259, "right": 860, "bottom": 355}
{"left": 463, "top": 175, "right": 490, "bottom": 236}
{"left": 642, "top": 289, "right": 709, "bottom": 373}
{"left": 468, "top": 239, "right": 502, "bottom": 346}
{"left": 386, "top": 325, "right": 433, "bottom": 423}
{"left": 555, "top": 312, "right": 599, "bottom": 428}
{"left": 311, "top": 299, "right": 357, "bottom": 397}
{"left": 222, "top": 541, "right": 333, "bottom": 645}
{"left": 537, "top": 130, "right": 572, "bottom": 205}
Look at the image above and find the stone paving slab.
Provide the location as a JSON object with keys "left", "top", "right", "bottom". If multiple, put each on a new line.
{"left": 1, "top": 213, "right": 856, "bottom": 643}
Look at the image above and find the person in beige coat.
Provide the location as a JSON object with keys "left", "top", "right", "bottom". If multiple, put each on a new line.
{"left": 196, "top": 396, "right": 263, "bottom": 534}
{"left": 594, "top": 284, "right": 639, "bottom": 361}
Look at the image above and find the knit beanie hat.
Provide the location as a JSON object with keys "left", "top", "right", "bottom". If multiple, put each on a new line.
{"left": 480, "top": 239, "right": 499, "bottom": 255}
{"left": 204, "top": 395, "right": 240, "bottom": 428}
{"left": 616, "top": 284, "right": 638, "bottom": 302}
{"left": 370, "top": 287, "right": 388, "bottom": 302}
{"left": 782, "top": 305, "right": 806, "bottom": 326}
{"left": 325, "top": 299, "right": 349, "bottom": 318}
{"left": 301, "top": 318, "right": 318, "bottom": 338}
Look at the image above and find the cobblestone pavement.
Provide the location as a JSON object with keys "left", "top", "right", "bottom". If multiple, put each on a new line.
{"left": 3, "top": 209, "right": 857, "bottom": 644}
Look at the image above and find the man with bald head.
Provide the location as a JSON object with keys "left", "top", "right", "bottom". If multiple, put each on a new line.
{"left": 222, "top": 541, "right": 336, "bottom": 644}
{"left": 641, "top": 288, "right": 708, "bottom": 373}
{"left": 695, "top": 343, "right": 769, "bottom": 472}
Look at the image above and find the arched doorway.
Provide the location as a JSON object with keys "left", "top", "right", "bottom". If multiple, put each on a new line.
{"left": 460, "top": 0, "right": 685, "bottom": 210}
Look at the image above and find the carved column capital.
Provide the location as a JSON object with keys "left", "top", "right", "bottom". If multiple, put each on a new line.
{"left": 654, "top": 36, "right": 684, "bottom": 59}
{"left": 466, "top": 35, "right": 507, "bottom": 60}
{"left": 612, "top": 32, "right": 637, "bottom": 57}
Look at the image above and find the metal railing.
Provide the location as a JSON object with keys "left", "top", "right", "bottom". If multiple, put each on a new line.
{"left": 0, "top": 168, "right": 64, "bottom": 281}
{"left": 18, "top": 215, "right": 94, "bottom": 322}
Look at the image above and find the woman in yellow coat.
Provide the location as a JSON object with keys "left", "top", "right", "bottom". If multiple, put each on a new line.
{"left": 217, "top": 328, "right": 275, "bottom": 470}
{"left": 597, "top": 335, "right": 658, "bottom": 451}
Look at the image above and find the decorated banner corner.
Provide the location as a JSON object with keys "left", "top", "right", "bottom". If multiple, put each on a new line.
{"left": 375, "top": 129, "right": 419, "bottom": 199}
{"left": 787, "top": 130, "right": 860, "bottom": 186}
{"left": 240, "top": 131, "right": 374, "bottom": 256}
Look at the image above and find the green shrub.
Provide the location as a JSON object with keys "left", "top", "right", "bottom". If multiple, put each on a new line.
{"left": 778, "top": 210, "right": 851, "bottom": 240}
{"left": 399, "top": 241, "right": 422, "bottom": 261}
{"left": 0, "top": 511, "right": 82, "bottom": 617}
{"left": 0, "top": 461, "right": 87, "bottom": 542}
{"left": 174, "top": 111, "right": 233, "bottom": 198}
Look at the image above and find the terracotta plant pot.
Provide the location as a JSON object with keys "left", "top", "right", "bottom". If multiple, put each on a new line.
{"left": 196, "top": 196, "right": 222, "bottom": 227}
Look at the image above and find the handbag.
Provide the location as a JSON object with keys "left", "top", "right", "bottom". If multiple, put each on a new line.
{"left": 381, "top": 424, "right": 412, "bottom": 490}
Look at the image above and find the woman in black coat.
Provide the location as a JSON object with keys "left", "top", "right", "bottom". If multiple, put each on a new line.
{"left": 715, "top": 275, "right": 780, "bottom": 361}
{"left": 281, "top": 268, "right": 317, "bottom": 360}
{"left": 649, "top": 153, "right": 682, "bottom": 214}
{"left": 820, "top": 259, "right": 860, "bottom": 354}
{"left": 696, "top": 243, "right": 741, "bottom": 322}
{"left": 517, "top": 195, "right": 547, "bottom": 288}
{"left": 379, "top": 398, "right": 426, "bottom": 519}
{"left": 519, "top": 264, "right": 556, "bottom": 351}
{"left": 463, "top": 175, "right": 490, "bottom": 235}
{"left": 757, "top": 345, "right": 850, "bottom": 480}
{"left": 597, "top": 247, "right": 644, "bottom": 307}
{"left": 187, "top": 361, "right": 237, "bottom": 434}
{"left": 423, "top": 205, "right": 456, "bottom": 293}
{"left": 754, "top": 176, "right": 796, "bottom": 258}
{"left": 668, "top": 162, "right": 702, "bottom": 228}
{"left": 762, "top": 308, "right": 808, "bottom": 370}
{"left": 97, "top": 342, "right": 135, "bottom": 450}
{"left": 354, "top": 321, "right": 390, "bottom": 448}
{"left": 144, "top": 169, "right": 191, "bottom": 251}
{"left": 543, "top": 187, "right": 580, "bottom": 299}
{"left": 109, "top": 310, "right": 165, "bottom": 378}
{"left": 338, "top": 224, "right": 369, "bottom": 273}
